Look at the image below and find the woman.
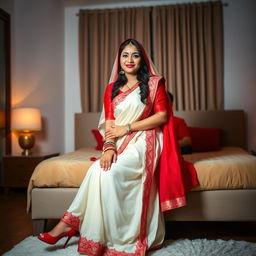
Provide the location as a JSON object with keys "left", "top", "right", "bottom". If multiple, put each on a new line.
{"left": 38, "top": 39, "right": 198, "bottom": 255}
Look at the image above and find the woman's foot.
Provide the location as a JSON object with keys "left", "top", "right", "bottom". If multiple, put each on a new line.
{"left": 48, "top": 220, "right": 72, "bottom": 237}
{"left": 37, "top": 221, "right": 77, "bottom": 248}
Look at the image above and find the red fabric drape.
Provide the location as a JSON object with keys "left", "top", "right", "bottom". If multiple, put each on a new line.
{"left": 159, "top": 99, "right": 199, "bottom": 211}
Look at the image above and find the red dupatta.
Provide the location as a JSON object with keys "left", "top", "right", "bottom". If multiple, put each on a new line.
{"left": 159, "top": 97, "right": 199, "bottom": 211}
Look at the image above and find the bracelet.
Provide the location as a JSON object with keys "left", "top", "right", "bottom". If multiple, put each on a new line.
{"left": 102, "top": 142, "right": 116, "bottom": 152}
{"left": 103, "top": 144, "right": 115, "bottom": 150}
{"left": 103, "top": 141, "right": 116, "bottom": 151}
{"left": 103, "top": 145, "right": 115, "bottom": 151}
{"left": 126, "top": 123, "right": 132, "bottom": 134}
{"left": 103, "top": 141, "right": 115, "bottom": 147}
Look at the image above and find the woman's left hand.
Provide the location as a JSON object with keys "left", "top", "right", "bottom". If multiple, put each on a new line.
{"left": 105, "top": 125, "right": 127, "bottom": 139}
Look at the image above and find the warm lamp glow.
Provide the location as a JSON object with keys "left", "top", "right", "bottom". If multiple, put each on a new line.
{"left": 11, "top": 108, "right": 41, "bottom": 131}
{"left": 11, "top": 107, "right": 42, "bottom": 155}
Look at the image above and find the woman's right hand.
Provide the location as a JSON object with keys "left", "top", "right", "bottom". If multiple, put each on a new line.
{"left": 100, "top": 150, "right": 117, "bottom": 171}
{"left": 105, "top": 125, "right": 127, "bottom": 140}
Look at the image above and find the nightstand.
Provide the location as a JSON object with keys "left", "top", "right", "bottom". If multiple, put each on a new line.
{"left": 3, "top": 153, "right": 59, "bottom": 189}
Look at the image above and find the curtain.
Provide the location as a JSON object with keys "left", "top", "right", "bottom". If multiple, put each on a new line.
{"left": 152, "top": 1, "right": 224, "bottom": 110}
{"left": 79, "top": 1, "right": 224, "bottom": 112}
{"left": 79, "top": 7, "right": 151, "bottom": 112}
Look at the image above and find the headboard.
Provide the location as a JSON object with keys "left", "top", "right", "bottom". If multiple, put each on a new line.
{"left": 75, "top": 110, "right": 246, "bottom": 150}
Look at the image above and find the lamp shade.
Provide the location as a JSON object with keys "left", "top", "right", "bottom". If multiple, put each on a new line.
{"left": 11, "top": 108, "right": 42, "bottom": 131}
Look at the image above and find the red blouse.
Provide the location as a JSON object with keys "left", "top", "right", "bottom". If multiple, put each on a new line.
{"left": 103, "top": 81, "right": 168, "bottom": 120}
{"left": 153, "top": 80, "right": 168, "bottom": 114}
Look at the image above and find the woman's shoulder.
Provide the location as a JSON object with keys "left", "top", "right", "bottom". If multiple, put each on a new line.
{"left": 149, "top": 75, "right": 166, "bottom": 86}
{"left": 149, "top": 75, "right": 165, "bottom": 81}
{"left": 106, "top": 81, "right": 115, "bottom": 87}
{"left": 105, "top": 82, "right": 115, "bottom": 92}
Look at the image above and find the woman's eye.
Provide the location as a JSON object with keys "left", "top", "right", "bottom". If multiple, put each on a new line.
{"left": 122, "top": 54, "right": 128, "bottom": 58}
{"left": 133, "top": 54, "right": 140, "bottom": 59}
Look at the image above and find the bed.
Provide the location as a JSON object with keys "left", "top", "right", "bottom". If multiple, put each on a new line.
{"left": 29, "top": 110, "right": 256, "bottom": 235}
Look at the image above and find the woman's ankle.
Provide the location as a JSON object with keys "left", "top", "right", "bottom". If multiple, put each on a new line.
{"left": 48, "top": 221, "right": 71, "bottom": 236}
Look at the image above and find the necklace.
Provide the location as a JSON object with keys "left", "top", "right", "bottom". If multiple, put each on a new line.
{"left": 125, "top": 81, "right": 138, "bottom": 91}
{"left": 126, "top": 84, "right": 131, "bottom": 90}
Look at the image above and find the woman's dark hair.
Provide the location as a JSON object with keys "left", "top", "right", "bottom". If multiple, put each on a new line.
{"left": 168, "top": 92, "right": 174, "bottom": 102}
{"left": 112, "top": 39, "right": 150, "bottom": 103}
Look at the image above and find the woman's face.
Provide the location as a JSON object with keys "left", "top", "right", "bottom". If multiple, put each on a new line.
{"left": 120, "top": 43, "right": 141, "bottom": 76}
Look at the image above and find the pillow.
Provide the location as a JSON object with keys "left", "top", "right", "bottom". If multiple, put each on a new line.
{"left": 188, "top": 127, "right": 222, "bottom": 152}
{"left": 91, "top": 129, "right": 104, "bottom": 150}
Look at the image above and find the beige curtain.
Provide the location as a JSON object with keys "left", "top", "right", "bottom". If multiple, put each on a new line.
{"left": 79, "top": 7, "right": 151, "bottom": 112}
{"left": 152, "top": 1, "right": 224, "bottom": 110}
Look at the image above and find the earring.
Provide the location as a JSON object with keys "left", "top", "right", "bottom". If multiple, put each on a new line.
{"left": 119, "top": 69, "right": 125, "bottom": 75}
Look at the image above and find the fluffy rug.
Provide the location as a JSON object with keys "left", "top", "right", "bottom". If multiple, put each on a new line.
{"left": 3, "top": 236, "right": 256, "bottom": 256}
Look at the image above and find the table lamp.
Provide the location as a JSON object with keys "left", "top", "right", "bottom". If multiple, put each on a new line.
{"left": 11, "top": 108, "right": 42, "bottom": 155}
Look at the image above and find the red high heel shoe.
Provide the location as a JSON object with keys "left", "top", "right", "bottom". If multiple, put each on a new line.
{"left": 38, "top": 228, "right": 77, "bottom": 248}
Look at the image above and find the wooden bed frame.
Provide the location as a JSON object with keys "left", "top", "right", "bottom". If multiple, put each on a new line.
{"left": 31, "top": 110, "right": 256, "bottom": 235}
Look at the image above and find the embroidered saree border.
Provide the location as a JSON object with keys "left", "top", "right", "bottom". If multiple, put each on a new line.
{"left": 78, "top": 237, "right": 105, "bottom": 255}
{"left": 78, "top": 236, "right": 139, "bottom": 256}
{"left": 161, "top": 196, "right": 186, "bottom": 212}
{"left": 61, "top": 211, "right": 80, "bottom": 231}
{"left": 112, "top": 83, "right": 139, "bottom": 110}
{"left": 135, "top": 129, "right": 156, "bottom": 255}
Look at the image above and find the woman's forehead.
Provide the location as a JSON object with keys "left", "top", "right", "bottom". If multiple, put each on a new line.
{"left": 121, "top": 43, "right": 139, "bottom": 53}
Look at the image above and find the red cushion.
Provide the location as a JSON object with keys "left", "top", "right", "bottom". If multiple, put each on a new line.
{"left": 91, "top": 129, "right": 104, "bottom": 150}
{"left": 188, "top": 127, "right": 222, "bottom": 152}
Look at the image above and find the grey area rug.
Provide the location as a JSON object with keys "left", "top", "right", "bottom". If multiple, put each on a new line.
{"left": 3, "top": 236, "right": 256, "bottom": 256}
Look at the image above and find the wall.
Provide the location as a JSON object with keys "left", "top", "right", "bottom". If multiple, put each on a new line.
{"left": 0, "top": 0, "right": 14, "bottom": 184}
{"left": 223, "top": 0, "right": 256, "bottom": 151}
{"left": 64, "top": 0, "right": 256, "bottom": 152}
{"left": 0, "top": 0, "right": 65, "bottom": 154}
{"left": 0, "top": 0, "right": 14, "bottom": 15}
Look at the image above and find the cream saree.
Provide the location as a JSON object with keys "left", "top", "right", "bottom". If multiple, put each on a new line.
{"left": 61, "top": 78, "right": 165, "bottom": 255}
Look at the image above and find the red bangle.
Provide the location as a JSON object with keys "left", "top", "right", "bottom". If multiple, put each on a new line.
{"left": 103, "top": 144, "right": 115, "bottom": 151}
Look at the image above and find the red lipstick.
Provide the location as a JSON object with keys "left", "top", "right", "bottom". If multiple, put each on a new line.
{"left": 126, "top": 64, "right": 135, "bottom": 68}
